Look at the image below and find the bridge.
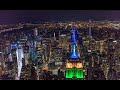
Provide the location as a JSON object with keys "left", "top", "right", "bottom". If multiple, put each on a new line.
{"left": 0, "top": 26, "right": 23, "bottom": 33}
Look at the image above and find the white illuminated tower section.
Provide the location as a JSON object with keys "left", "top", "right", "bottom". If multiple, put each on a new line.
{"left": 54, "top": 32, "right": 56, "bottom": 41}
{"left": 34, "top": 28, "right": 38, "bottom": 48}
{"left": 8, "top": 53, "right": 13, "bottom": 62}
{"left": 16, "top": 44, "right": 24, "bottom": 80}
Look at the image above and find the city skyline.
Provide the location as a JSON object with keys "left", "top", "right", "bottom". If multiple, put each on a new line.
{"left": 0, "top": 10, "right": 120, "bottom": 80}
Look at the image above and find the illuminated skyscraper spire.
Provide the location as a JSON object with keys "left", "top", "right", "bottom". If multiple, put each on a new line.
{"left": 71, "top": 24, "right": 77, "bottom": 43}
{"left": 66, "top": 23, "right": 84, "bottom": 79}
{"left": 70, "top": 24, "right": 80, "bottom": 59}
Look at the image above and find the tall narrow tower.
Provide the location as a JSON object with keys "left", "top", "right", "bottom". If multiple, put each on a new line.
{"left": 65, "top": 23, "right": 84, "bottom": 79}
{"left": 89, "top": 19, "right": 92, "bottom": 38}
{"left": 34, "top": 28, "right": 38, "bottom": 36}
{"left": 16, "top": 43, "right": 24, "bottom": 80}
{"left": 89, "top": 27, "right": 92, "bottom": 37}
{"left": 34, "top": 28, "right": 38, "bottom": 48}
{"left": 54, "top": 32, "right": 56, "bottom": 41}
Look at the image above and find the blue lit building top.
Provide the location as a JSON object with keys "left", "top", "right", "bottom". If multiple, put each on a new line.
{"left": 69, "top": 24, "right": 80, "bottom": 59}
{"left": 70, "top": 44, "right": 80, "bottom": 59}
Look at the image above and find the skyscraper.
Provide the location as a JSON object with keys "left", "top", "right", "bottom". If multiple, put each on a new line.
{"left": 107, "top": 39, "right": 117, "bottom": 80}
{"left": 16, "top": 43, "right": 24, "bottom": 80}
{"left": 29, "top": 41, "right": 35, "bottom": 61}
{"left": 89, "top": 19, "right": 92, "bottom": 38}
{"left": 65, "top": 24, "right": 84, "bottom": 79}
{"left": 54, "top": 32, "right": 56, "bottom": 41}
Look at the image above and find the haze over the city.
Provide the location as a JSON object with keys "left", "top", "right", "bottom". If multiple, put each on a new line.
{"left": 1, "top": 10, "right": 120, "bottom": 24}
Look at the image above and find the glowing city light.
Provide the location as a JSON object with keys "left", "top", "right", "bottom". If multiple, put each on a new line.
{"left": 70, "top": 44, "right": 80, "bottom": 59}
{"left": 66, "top": 68, "right": 84, "bottom": 79}
{"left": 66, "top": 24, "right": 84, "bottom": 79}
{"left": 16, "top": 45, "right": 24, "bottom": 80}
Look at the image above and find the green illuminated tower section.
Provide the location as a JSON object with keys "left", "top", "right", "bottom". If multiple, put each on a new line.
{"left": 65, "top": 24, "right": 84, "bottom": 79}
{"left": 66, "top": 67, "right": 84, "bottom": 79}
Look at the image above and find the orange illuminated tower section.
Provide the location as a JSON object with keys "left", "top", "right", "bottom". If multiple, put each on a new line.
{"left": 65, "top": 24, "right": 84, "bottom": 79}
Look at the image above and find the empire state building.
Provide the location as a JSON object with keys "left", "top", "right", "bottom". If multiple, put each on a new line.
{"left": 65, "top": 23, "right": 84, "bottom": 79}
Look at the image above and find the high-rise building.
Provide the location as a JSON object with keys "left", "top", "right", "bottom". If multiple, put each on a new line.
{"left": 35, "top": 44, "right": 45, "bottom": 67}
{"left": 65, "top": 24, "right": 84, "bottom": 79}
{"left": 11, "top": 43, "right": 17, "bottom": 62}
{"left": 34, "top": 28, "right": 38, "bottom": 48}
{"left": 107, "top": 39, "right": 117, "bottom": 80}
{"left": 34, "top": 28, "right": 38, "bottom": 37}
{"left": 0, "top": 52, "right": 4, "bottom": 62}
{"left": 29, "top": 41, "right": 35, "bottom": 61}
{"left": 89, "top": 19, "right": 92, "bottom": 38}
{"left": 23, "top": 45, "right": 29, "bottom": 65}
{"left": 8, "top": 53, "right": 13, "bottom": 62}
{"left": 54, "top": 32, "right": 56, "bottom": 41}
{"left": 16, "top": 43, "right": 24, "bottom": 80}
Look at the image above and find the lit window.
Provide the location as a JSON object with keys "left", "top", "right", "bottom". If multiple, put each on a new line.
{"left": 66, "top": 63, "right": 72, "bottom": 68}
{"left": 76, "top": 63, "right": 83, "bottom": 68}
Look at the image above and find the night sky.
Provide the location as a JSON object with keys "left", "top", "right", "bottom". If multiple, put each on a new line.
{"left": 0, "top": 10, "right": 120, "bottom": 24}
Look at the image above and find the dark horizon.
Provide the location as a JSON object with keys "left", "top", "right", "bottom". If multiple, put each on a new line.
{"left": 1, "top": 10, "right": 120, "bottom": 24}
